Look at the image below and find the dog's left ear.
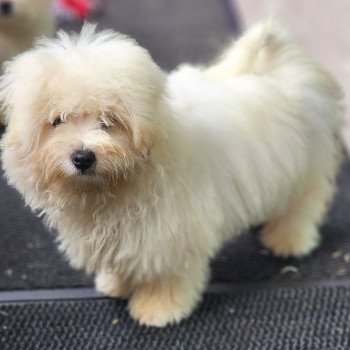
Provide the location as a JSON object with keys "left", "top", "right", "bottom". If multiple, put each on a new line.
{"left": 113, "top": 107, "right": 156, "bottom": 161}
{"left": 108, "top": 92, "right": 158, "bottom": 161}
{"left": 132, "top": 120, "right": 156, "bottom": 161}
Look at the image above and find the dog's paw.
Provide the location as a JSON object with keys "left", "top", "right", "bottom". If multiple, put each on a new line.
{"left": 260, "top": 223, "right": 320, "bottom": 258}
{"left": 129, "top": 280, "right": 193, "bottom": 327}
{"left": 95, "top": 271, "right": 130, "bottom": 298}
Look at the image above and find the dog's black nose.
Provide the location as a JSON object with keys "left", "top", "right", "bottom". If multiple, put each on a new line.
{"left": 71, "top": 150, "right": 96, "bottom": 172}
{"left": 0, "top": 1, "right": 13, "bottom": 16}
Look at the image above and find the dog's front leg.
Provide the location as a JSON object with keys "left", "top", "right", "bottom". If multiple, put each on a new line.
{"left": 128, "top": 259, "right": 209, "bottom": 327}
{"left": 95, "top": 270, "right": 132, "bottom": 298}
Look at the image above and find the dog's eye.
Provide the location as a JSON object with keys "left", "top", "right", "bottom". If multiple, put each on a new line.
{"left": 52, "top": 117, "right": 63, "bottom": 127}
{"left": 99, "top": 119, "right": 109, "bottom": 130}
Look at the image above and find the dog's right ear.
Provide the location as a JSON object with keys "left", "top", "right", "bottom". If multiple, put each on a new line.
{"left": 0, "top": 40, "right": 49, "bottom": 117}
{"left": 0, "top": 55, "right": 30, "bottom": 124}
{"left": 0, "top": 61, "right": 14, "bottom": 125}
{"left": 0, "top": 52, "right": 48, "bottom": 154}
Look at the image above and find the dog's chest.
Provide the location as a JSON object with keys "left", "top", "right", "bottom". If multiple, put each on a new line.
{"left": 56, "top": 197, "right": 157, "bottom": 273}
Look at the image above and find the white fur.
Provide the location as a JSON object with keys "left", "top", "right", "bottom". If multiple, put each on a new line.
{"left": 0, "top": 21, "right": 344, "bottom": 327}
{"left": 0, "top": 0, "right": 55, "bottom": 122}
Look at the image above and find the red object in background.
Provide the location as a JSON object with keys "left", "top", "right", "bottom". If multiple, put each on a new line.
{"left": 59, "top": 0, "right": 93, "bottom": 19}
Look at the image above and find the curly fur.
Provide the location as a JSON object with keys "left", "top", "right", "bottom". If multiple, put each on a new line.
{"left": 0, "top": 21, "right": 344, "bottom": 326}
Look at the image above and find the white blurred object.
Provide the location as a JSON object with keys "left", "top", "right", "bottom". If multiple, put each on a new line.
{"left": 0, "top": 0, "right": 55, "bottom": 124}
{"left": 0, "top": 0, "right": 55, "bottom": 62}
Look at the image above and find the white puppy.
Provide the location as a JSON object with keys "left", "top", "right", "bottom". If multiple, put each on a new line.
{"left": 0, "top": 0, "right": 55, "bottom": 122}
{"left": 0, "top": 21, "right": 344, "bottom": 327}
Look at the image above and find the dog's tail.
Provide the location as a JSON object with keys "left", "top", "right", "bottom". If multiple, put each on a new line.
{"left": 204, "top": 19, "right": 344, "bottom": 127}
{"left": 204, "top": 19, "right": 341, "bottom": 93}
{"left": 204, "top": 19, "right": 294, "bottom": 79}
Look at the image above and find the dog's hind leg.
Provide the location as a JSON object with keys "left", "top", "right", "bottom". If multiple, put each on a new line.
{"left": 260, "top": 169, "right": 339, "bottom": 258}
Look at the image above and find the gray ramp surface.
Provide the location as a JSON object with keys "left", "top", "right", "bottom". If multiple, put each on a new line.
{"left": 1, "top": 285, "right": 350, "bottom": 350}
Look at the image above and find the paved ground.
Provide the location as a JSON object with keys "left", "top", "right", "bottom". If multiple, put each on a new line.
{"left": 233, "top": 0, "right": 350, "bottom": 152}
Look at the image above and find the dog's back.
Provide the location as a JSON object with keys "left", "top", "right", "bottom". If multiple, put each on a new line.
{"left": 205, "top": 20, "right": 343, "bottom": 129}
{"left": 166, "top": 20, "right": 344, "bottom": 235}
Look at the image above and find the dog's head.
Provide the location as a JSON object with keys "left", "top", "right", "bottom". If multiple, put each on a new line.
{"left": 0, "top": 0, "right": 51, "bottom": 22}
{"left": 1, "top": 24, "right": 165, "bottom": 198}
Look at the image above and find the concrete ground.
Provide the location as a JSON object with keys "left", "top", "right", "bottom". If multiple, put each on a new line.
{"left": 233, "top": 0, "right": 350, "bottom": 152}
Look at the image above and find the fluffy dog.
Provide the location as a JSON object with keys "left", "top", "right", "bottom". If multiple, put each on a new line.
{"left": 0, "top": 0, "right": 55, "bottom": 123}
{"left": 0, "top": 21, "right": 344, "bottom": 326}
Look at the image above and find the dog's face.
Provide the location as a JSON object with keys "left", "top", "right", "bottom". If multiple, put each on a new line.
{"left": 1, "top": 25, "right": 165, "bottom": 197}
{"left": 0, "top": 0, "right": 50, "bottom": 22}
{"left": 31, "top": 93, "right": 156, "bottom": 191}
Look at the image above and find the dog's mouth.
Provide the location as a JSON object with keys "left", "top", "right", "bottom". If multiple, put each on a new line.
{"left": 67, "top": 171, "right": 106, "bottom": 191}
{"left": 70, "top": 167, "right": 127, "bottom": 192}
{"left": 72, "top": 170, "right": 102, "bottom": 184}
{"left": 60, "top": 152, "right": 128, "bottom": 191}
{"left": 77, "top": 168, "right": 95, "bottom": 176}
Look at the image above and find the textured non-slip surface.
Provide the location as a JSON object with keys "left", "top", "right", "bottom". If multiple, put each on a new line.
{"left": 1, "top": 161, "right": 350, "bottom": 291}
{"left": 1, "top": 285, "right": 350, "bottom": 350}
